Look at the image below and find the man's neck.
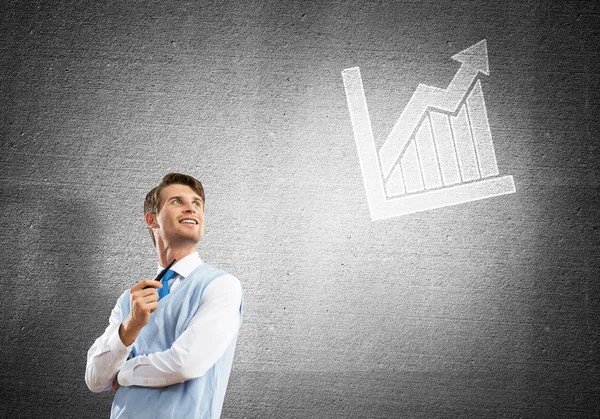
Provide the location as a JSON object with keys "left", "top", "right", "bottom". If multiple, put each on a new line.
{"left": 155, "top": 245, "right": 197, "bottom": 268}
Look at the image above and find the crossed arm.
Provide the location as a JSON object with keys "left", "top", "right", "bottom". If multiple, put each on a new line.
{"left": 85, "top": 274, "right": 242, "bottom": 392}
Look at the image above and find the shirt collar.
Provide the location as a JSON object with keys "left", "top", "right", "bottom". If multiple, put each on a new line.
{"left": 156, "top": 252, "right": 203, "bottom": 279}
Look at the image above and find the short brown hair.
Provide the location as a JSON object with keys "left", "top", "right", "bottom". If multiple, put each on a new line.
{"left": 144, "top": 173, "right": 205, "bottom": 245}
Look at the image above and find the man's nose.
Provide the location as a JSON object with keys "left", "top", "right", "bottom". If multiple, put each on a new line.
{"left": 183, "top": 202, "right": 196, "bottom": 212}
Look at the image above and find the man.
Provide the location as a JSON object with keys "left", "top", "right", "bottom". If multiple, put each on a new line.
{"left": 86, "top": 173, "right": 243, "bottom": 418}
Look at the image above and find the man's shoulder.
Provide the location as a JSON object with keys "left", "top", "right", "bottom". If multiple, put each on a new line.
{"left": 203, "top": 268, "right": 243, "bottom": 306}
{"left": 190, "top": 264, "right": 242, "bottom": 292}
{"left": 210, "top": 270, "right": 242, "bottom": 294}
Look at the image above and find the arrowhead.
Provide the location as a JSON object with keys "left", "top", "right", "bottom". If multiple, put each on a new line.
{"left": 451, "top": 39, "right": 489, "bottom": 75}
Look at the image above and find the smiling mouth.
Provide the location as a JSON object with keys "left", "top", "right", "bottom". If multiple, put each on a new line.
{"left": 179, "top": 219, "right": 198, "bottom": 225}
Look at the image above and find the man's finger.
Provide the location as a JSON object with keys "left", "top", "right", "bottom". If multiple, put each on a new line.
{"left": 132, "top": 279, "right": 162, "bottom": 291}
{"left": 112, "top": 375, "right": 120, "bottom": 393}
{"left": 132, "top": 293, "right": 159, "bottom": 306}
{"left": 132, "top": 288, "right": 161, "bottom": 300}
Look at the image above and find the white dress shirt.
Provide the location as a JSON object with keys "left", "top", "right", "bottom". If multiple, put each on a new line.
{"left": 85, "top": 252, "right": 242, "bottom": 392}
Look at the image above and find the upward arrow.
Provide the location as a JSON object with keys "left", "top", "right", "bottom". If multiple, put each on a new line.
{"left": 451, "top": 39, "right": 489, "bottom": 75}
{"left": 378, "top": 39, "right": 489, "bottom": 178}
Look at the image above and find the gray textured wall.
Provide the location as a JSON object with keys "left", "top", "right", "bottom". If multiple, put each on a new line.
{"left": 1, "top": 0, "right": 599, "bottom": 417}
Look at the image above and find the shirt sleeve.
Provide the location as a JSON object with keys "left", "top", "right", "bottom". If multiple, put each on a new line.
{"left": 116, "top": 274, "right": 242, "bottom": 388}
{"left": 85, "top": 292, "right": 133, "bottom": 392}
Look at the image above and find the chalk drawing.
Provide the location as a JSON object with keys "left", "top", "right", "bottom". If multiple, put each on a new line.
{"left": 342, "top": 40, "right": 515, "bottom": 221}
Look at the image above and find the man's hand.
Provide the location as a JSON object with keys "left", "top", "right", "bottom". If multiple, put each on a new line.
{"left": 112, "top": 374, "right": 121, "bottom": 393}
{"left": 118, "top": 279, "right": 162, "bottom": 346}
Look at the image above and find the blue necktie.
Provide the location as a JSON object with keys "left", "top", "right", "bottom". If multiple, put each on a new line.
{"left": 157, "top": 269, "right": 176, "bottom": 301}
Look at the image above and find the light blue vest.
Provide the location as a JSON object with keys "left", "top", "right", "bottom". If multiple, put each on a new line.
{"left": 111, "top": 263, "right": 242, "bottom": 419}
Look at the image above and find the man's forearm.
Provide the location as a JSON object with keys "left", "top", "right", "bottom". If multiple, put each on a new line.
{"left": 119, "top": 319, "right": 143, "bottom": 347}
{"left": 85, "top": 326, "right": 131, "bottom": 392}
{"left": 85, "top": 294, "right": 132, "bottom": 393}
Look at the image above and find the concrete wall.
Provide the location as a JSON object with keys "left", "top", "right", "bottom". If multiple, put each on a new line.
{"left": 1, "top": 0, "right": 598, "bottom": 417}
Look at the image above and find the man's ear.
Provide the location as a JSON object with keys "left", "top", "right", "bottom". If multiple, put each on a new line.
{"left": 145, "top": 212, "right": 159, "bottom": 229}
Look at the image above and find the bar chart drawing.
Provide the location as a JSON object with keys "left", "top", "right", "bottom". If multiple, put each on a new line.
{"left": 342, "top": 39, "right": 515, "bottom": 221}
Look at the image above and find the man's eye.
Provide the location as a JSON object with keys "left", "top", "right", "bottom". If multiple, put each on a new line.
{"left": 193, "top": 201, "right": 201, "bottom": 207}
{"left": 173, "top": 199, "right": 182, "bottom": 204}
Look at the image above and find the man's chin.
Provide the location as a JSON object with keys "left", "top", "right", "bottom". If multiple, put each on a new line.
{"left": 168, "top": 233, "right": 202, "bottom": 247}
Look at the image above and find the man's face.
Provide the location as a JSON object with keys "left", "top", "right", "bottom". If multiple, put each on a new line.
{"left": 148, "top": 183, "right": 205, "bottom": 247}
